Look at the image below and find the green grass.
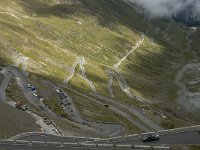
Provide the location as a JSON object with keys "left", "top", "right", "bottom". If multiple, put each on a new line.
{"left": 28, "top": 75, "right": 69, "bottom": 118}
{"left": 64, "top": 87, "right": 142, "bottom": 134}
{"left": 0, "top": 0, "right": 195, "bottom": 136}
{"left": 0, "top": 0, "right": 190, "bottom": 105}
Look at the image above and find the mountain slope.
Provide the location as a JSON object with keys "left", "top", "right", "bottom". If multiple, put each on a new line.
{"left": 0, "top": 0, "right": 189, "bottom": 104}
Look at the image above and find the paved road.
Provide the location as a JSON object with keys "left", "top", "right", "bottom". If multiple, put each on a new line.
{"left": 43, "top": 81, "right": 123, "bottom": 137}
{"left": 96, "top": 130, "right": 200, "bottom": 145}
{"left": 59, "top": 83, "right": 151, "bottom": 132}
{"left": 1, "top": 66, "right": 124, "bottom": 137}
{"left": 90, "top": 94, "right": 163, "bottom": 131}
{"left": 0, "top": 66, "right": 61, "bottom": 135}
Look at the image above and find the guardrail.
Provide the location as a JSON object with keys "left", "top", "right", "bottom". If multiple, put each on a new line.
{"left": 5, "top": 125, "right": 200, "bottom": 149}
{"left": 9, "top": 132, "right": 99, "bottom": 142}
{"left": 0, "top": 140, "right": 170, "bottom": 149}
{"left": 90, "top": 125, "right": 200, "bottom": 144}
{"left": 158, "top": 125, "right": 200, "bottom": 135}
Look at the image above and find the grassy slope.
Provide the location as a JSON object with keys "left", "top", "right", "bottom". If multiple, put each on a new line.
{"left": 0, "top": 0, "right": 188, "bottom": 104}
{"left": 191, "top": 28, "right": 200, "bottom": 56}
{"left": 0, "top": 0, "right": 192, "bottom": 132}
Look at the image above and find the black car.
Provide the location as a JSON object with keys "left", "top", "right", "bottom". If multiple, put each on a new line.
{"left": 142, "top": 133, "right": 160, "bottom": 142}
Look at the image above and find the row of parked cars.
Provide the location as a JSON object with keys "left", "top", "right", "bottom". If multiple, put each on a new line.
{"left": 27, "top": 83, "right": 44, "bottom": 101}
{"left": 56, "top": 89, "right": 71, "bottom": 110}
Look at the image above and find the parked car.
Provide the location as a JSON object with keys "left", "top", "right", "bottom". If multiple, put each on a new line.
{"left": 21, "top": 105, "right": 27, "bottom": 111}
{"left": 142, "top": 133, "right": 160, "bottom": 142}
{"left": 56, "top": 90, "right": 60, "bottom": 94}
{"left": 33, "top": 93, "right": 38, "bottom": 98}
{"left": 104, "top": 104, "right": 109, "bottom": 107}
{"left": 62, "top": 106, "right": 66, "bottom": 110}
{"left": 37, "top": 95, "right": 44, "bottom": 102}
{"left": 27, "top": 83, "right": 31, "bottom": 88}
{"left": 31, "top": 86, "right": 36, "bottom": 91}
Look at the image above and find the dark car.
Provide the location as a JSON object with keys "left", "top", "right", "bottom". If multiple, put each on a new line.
{"left": 31, "top": 86, "right": 36, "bottom": 91}
{"left": 142, "top": 133, "right": 160, "bottom": 142}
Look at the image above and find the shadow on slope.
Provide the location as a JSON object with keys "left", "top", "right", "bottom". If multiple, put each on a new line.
{"left": 17, "top": 0, "right": 148, "bottom": 32}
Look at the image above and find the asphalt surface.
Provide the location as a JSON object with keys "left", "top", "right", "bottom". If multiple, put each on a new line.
{"left": 43, "top": 80, "right": 123, "bottom": 137}
{"left": 96, "top": 130, "right": 200, "bottom": 145}
{"left": 0, "top": 66, "right": 124, "bottom": 137}
{"left": 0, "top": 65, "right": 163, "bottom": 136}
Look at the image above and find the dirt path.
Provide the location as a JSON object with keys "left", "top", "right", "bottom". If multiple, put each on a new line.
{"left": 113, "top": 33, "right": 145, "bottom": 71}
{"left": 107, "top": 69, "right": 136, "bottom": 100}
{"left": 107, "top": 32, "right": 146, "bottom": 102}
{"left": 64, "top": 57, "right": 97, "bottom": 93}
{"left": 16, "top": 57, "right": 29, "bottom": 76}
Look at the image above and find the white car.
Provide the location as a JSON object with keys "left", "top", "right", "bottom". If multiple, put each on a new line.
{"left": 27, "top": 84, "right": 31, "bottom": 88}
{"left": 62, "top": 106, "right": 66, "bottom": 110}
{"left": 33, "top": 93, "right": 38, "bottom": 98}
{"left": 56, "top": 90, "right": 60, "bottom": 94}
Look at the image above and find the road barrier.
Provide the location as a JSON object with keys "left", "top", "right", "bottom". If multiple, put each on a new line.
{"left": 158, "top": 125, "right": 200, "bottom": 135}
{"left": 153, "top": 146, "right": 170, "bottom": 150}
{"left": 46, "top": 141, "right": 61, "bottom": 147}
{"left": 81, "top": 143, "right": 97, "bottom": 148}
{"left": 0, "top": 140, "right": 15, "bottom": 144}
{"left": 31, "top": 141, "right": 46, "bottom": 146}
{"left": 124, "top": 134, "right": 140, "bottom": 140}
{"left": 115, "top": 144, "right": 132, "bottom": 149}
{"left": 0, "top": 140, "right": 171, "bottom": 149}
{"left": 63, "top": 142, "right": 80, "bottom": 147}
{"left": 108, "top": 136, "right": 125, "bottom": 142}
{"left": 135, "top": 145, "right": 152, "bottom": 149}
{"left": 97, "top": 144, "right": 114, "bottom": 148}
{"left": 15, "top": 140, "right": 30, "bottom": 145}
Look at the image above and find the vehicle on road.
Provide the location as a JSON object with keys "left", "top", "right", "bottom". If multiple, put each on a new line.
{"left": 27, "top": 83, "right": 31, "bottom": 88}
{"left": 33, "top": 93, "right": 38, "bottom": 98}
{"left": 104, "top": 104, "right": 109, "bottom": 107}
{"left": 38, "top": 95, "right": 44, "bottom": 101}
{"left": 31, "top": 86, "right": 36, "bottom": 91}
{"left": 15, "top": 101, "right": 27, "bottom": 111}
{"left": 21, "top": 105, "right": 27, "bottom": 111}
{"left": 56, "top": 90, "right": 60, "bottom": 94}
{"left": 62, "top": 106, "right": 66, "bottom": 110}
{"left": 142, "top": 133, "right": 160, "bottom": 142}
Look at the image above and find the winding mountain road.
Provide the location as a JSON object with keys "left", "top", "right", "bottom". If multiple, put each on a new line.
{"left": 44, "top": 81, "right": 124, "bottom": 137}
{"left": 63, "top": 57, "right": 97, "bottom": 93}
{"left": 0, "top": 67, "right": 59, "bottom": 135}
{"left": 113, "top": 33, "right": 145, "bottom": 71}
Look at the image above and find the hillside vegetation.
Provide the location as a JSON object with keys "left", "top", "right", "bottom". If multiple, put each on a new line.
{"left": 0, "top": 0, "right": 189, "bottom": 104}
